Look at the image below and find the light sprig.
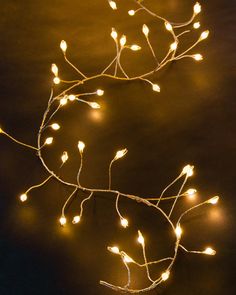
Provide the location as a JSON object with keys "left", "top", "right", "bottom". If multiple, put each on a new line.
{"left": 0, "top": 1, "right": 218, "bottom": 293}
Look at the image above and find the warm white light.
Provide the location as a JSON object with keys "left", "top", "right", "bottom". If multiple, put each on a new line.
{"left": 137, "top": 230, "right": 145, "bottom": 245}
{"left": 60, "top": 97, "right": 68, "bottom": 106}
{"left": 45, "top": 137, "right": 53, "bottom": 145}
{"left": 60, "top": 40, "right": 67, "bottom": 53}
{"left": 51, "top": 123, "right": 60, "bottom": 130}
{"left": 120, "top": 218, "right": 129, "bottom": 228}
{"left": 108, "top": 246, "right": 120, "bottom": 254}
{"left": 128, "top": 10, "right": 135, "bottom": 16}
{"left": 130, "top": 44, "right": 141, "bottom": 51}
{"left": 96, "top": 89, "right": 104, "bottom": 96}
{"left": 165, "top": 22, "right": 173, "bottom": 31}
{"left": 72, "top": 216, "right": 81, "bottom": 224}
{"left": 59, "top": 216, "right": 67, "bottom": 226}
{"left": 200, "top": 30, "right": 209, "bottom": 40}
{"left": 123, "top": 254, "right": 133, "bottom": 263}
{"left": 161, "top": 270, "right": 170, "bottom": 281}
{"left": 61, "top": 151, "right": 69, "bottom": 163}
{"left": 120, "top": 35, "right": 127, "bottom": 47}
{"left": 51, "top": 63, "right": 58, "bottom": 76}
{"left": 170, "top": 41, "right": 178, "bottom": 51}
{"left": 194, "top": 2, "right": 201, "bottom": 15}
{"left": 142, "top": 24, "right": 149, "bottom": 36}
{"left": 111, "top": 28, "right": 118, "bottom": 40}
{"left": 90, "top": 102, "right": 101, "bottom": 109}
{"left": 68, "top": 94, "right": 76, "bottom": 101}
{"left": 204, "top": 247, "right": 216, "bottom": 255}
{"left": 207, "top": 196, "right": 219, "bottom": 205}
{"left": 193, "top": 54, "right": 203, "bottom": 61}
{"left": 78, "top": 141, "right": 85, "bottom": 153}
{"left": 114, "top": 148, "right": 128, "bottom": 160}
{"left": 182, "top": 165, "right": 194, "bottom": 177}
{"left": 0, "top": 127, "right": 3, "bottom": 133}
{"left": 193, "top": 22, "right": 200, "bottom": 29}
{"left": 53, "top": 77, "right": 60, "bottom": 84}
{"left": 152, "top": 84, "right": 160, "bottom": 92}
{"left": 108, "top": 0, "right": 117, "bottom": 10}
{"left": 186, "top": 188, "right": 197, "bottom": 198}
{"left": 20, "top": 193, "right": 27, "bottom": 202}
{"left": 175, "top": 225, "right": 182, "bottom": 238}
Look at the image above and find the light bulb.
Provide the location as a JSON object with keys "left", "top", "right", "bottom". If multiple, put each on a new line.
{"left": 182, "top": 164, "right": 194, "bottom": 177}
{"left": 152, "top": 84, "right": 160, "bottom": 92}
{"left": 60, "top": 40, "right": 67, "bottom": 53}
{"left": 161, "top": 270, "right": 170, "bottom": 281}
{"left": 194, "top": 2, "right": 201, "bottom": 15}
{"left": 45, "top": 137, "right": 53, "bottom": 145}
{"left": 200, "top": 30, "right": 209, "bottom": 41}
{"left": 51, "top": 123, "right": 60, "bottom": 130}
{"left": 165, "top": 22, "right": 173, "bottom": 31}
{"left": 61, "top": 151, "right": 69, "bottom": 163}
{"left": 51, "top": 63, "right": 58, "bottom": 76}
{"left": 123, "top": 254, "right": 133, "bottom": 263}
{"left": 53, "top": 77, "right": 60, "bottom": 84}
{"left": 111, "top": 28, "right": 118, "bottom": 40}
{"left": 20, "top": 193, "right": 27, "bottom": 202}
{"left": 175, "top": 224, "right": 182, "bottom": 239}
{"left": 78, "top": 141, "right": 85, "bottom": 153}
{"left": 170, "top": 41, "right": 178, "bottom": 51}
{"left": 108, "top": 246, "right": 120, "bottom": 254}
{"left": 90, "top": 102, "right": 101, "bottom": 109}
{"left": 108, "top": 0, "right": 117, "bottom": 10}
{"left": 96, "top": 89, "right": 104, "bottom": 96}
{"left": 142, "top": 24, "right": 149, "bottom": 36}
{"left": 59, "top": 216, "right": 67, "bottom": 226}
{"left": 72, "top": 216, "right": 81, "bottom": 224}
{"left": 114, "top": 148, "right": 128, "bottom": 160}
{"left": 60, "top": 97, "right": 68, "bottom": 106}
{"left": 186, "top": 188, "right": 197, "bottom": 198}
{"left": 193, "top": 22, "right": 200, "bottom": 29}
{"left": 128, "top": 10, "right": 135, "bottom": 16}
{"left": 207, "top": 196, "right": 219, "bottom": 205}
{"left": 137, "top": 230, "right": 145, "bottom": 245}
{"left": 120, "top": 35, "right": 127, "bottom": 47}
{"left": 204, "top": 247, "right": 216, "bottom": 255}
{"left": 193, "top": 54, "right": 203, "bottom": 61}
{"left": 0, "top": 127, "right": 3, "bottom": 133}
{"left": 68, "top": 94, "right": 76, "bottom": 101}
{"left": 120, "top": 218, "right": 129, "bottom": 228}
{"left": 130, "top": 44, "right": 141, "bottom": 51}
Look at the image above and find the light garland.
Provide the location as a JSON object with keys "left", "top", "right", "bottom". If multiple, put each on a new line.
{"left": 0, "top": 1, "right": 219, "bottom": 293}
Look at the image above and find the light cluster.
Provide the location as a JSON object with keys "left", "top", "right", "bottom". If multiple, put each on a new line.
{"left": 0, "top": 1, "right": 218, "bottom": 293}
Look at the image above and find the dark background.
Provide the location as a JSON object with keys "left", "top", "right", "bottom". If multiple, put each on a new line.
{"left": 0, "top": 0, "right": 235, "bottom": 294}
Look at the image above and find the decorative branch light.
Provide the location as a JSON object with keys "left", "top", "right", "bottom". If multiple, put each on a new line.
{"left": 0, "top": 0, "right": 219, "bottom": 293}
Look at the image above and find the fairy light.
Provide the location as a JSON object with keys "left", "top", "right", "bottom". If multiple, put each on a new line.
{"left": 1, "top": 1, "right": 218, "bottom": 293}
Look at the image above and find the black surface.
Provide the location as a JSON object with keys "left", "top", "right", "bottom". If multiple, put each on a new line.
{"left": 0, "top": 0, "right": 235, "bottom": 294}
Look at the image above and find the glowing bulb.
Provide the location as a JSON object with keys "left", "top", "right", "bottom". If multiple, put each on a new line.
{"left": 194, "top": 2, "right": 201, "bottom": 15}
{"left": 165, "top": 22, "right": 173, "bottom": 31}
{"left": 161, "top": 270, "right": 170, "bottom": 281}
{"left": 170, "top": 41, "right": 178, "bottom": 51}
{"left": 90, "top": 102, "right": 101, "bottom": 109}
{"left": 61, "top": 151, "right": 69, "bottom": 163}
{"left": 120, "top": 35, "right": 127, "bottom": 47}
{"left": 193, "top": 22, "right": 200, "bottom": 29}
{"left": 200, "top": 30, "right": 209, "bottom": 40}
{"left": 111, "top": 28, "right": 118, "bottom": 40}
{"left": 68, "top": 94, "right": 76, "bottom": 101}
{"left": 120, "top": 218, "right": 128, "bottom": 228}
{"left": 207, "top": 196, "right": 219, "bottom": 205}
{"left": 60, "top": 97, "right": 68, "bottom": 106}
{"left": 0, "top": 127, "right": 3, "bottom": 133}
{"left": 142, "top": 24, "right": 149, "bottom": 36}
{"left": 152, "top": 84, "right": 160, "bottom": 92}
{"left": 182, "top": 164, "right": 194, "bottom": 177}
{"left": 78, "top": 141, "right": 85, "bottom": 153}
{"left": 130, "top": 44, "right": 141, "bottom": 51}
{"left": 60, "top": 40, "right": 67, "bottom": 53}
{"left": 51, "top": 63, "right": 58, "bottom": 76}
{"left": 186, "top": 188, "right": 197, "bottom": 198}
{"left": 175, "top": 224, "right": 182, "bottom": 238}
{"left": 53, "top": 77, "right": 60, "bottom": 84}
{"left": 128, "top": 10, "right": 135, "bottom": 16}
{"left": 137, "top": 230, "right": 145, "bottom": 245}
{"left": 108, "top": 0, "right": 117, "bottom": 10}
{"left": 204, "top": 247, "right": 216, "bottom": 255}
{"left": 193, "top": 54, "right": 203, "bottom": 61}
{"left": 59, "top": 216, "right": 67, "bottom": 226}
{"left": 123, "top": 254, "right": 133, "bottom": 263}
{"left": 45, "top": 137, "right": 53, "bottom": 145}
{"left": 20, "top": 194, "right": 27, "bottom": 202}
{"left": 72, "top": 216, "right": 81, "bottom": 224}
{"left": 108, "top": 246, "right": 120, "bottom": 254}
{"left": 114, "top": 148, "right": 128, "bottom": 160}
{"left": 51, "top": 123, "right": 60, "bottom": 130}
{"left": 96, "top": 89, "right": 104, "bottom": 96}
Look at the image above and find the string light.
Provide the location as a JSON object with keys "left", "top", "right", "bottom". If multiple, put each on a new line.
{"left": 0, "top": 1, "right": 219, "bottom": 293}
